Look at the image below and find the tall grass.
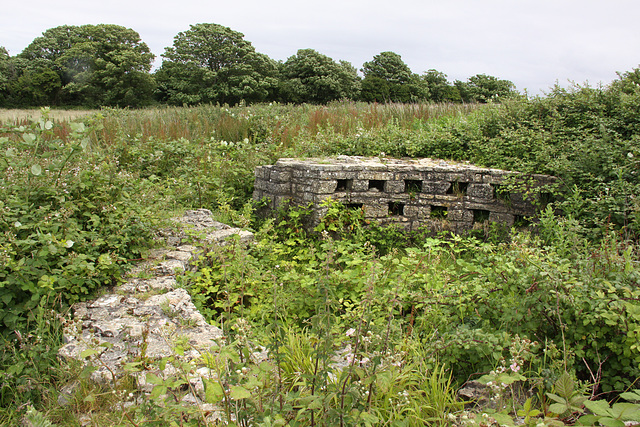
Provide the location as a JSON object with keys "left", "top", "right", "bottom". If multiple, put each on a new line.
{"left": 0, "top": 108, "right": 98, "bottom": 125}
{"left": 87, "top": 102, "right": 480, "bottom": 148}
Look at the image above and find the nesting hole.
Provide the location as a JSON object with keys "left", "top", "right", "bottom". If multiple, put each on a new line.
{"left": 388, "top": 202, "right": 405, "bottom": 216}
{"left": 430, "top": 205, "right": 448, "bottom": 219}
{"left": 404, "top": 180, "right": 422, "bottom": 193}
{"left": 472, "top": 209, "right": 491, "bottom": 223}
{"left": 447, "top": 182, "right": 468, "bottom": 196}
{"left": 335, "top": 179, "right": 353, "bottom": 192}
{"left": 514, "top": 215, "right": 531, "bottom": 227}
{"left": 369, "top": 180, "right": 386, "bottom": 191}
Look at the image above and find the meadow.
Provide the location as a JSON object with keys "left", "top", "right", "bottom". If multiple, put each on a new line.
{"left": 0, "top": 87, "right": 639, "bottom": 425}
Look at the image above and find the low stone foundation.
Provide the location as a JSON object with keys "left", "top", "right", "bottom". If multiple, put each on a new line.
{"left": 253, "top": 156, "right": 556, "bottom": 232}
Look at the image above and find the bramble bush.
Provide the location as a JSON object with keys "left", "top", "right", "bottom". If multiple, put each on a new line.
{"left": 0, "top": 111, "right": 153, "bottom": 333}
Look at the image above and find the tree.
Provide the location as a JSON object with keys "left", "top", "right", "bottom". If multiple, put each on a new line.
{"left": 19, "top": 24, "right": 155, "bottom": 107}
{"left": 0, "top": 47, "right": 9, "bottom": 102}
{"left": 155, "top": 23, "right": 278, "bottom": 105}
{"left": 362, "top": 51, "right": 412, "bottom": 85}
{"left": 422, "top": 69, "right": 461, "bottom": 103}
{"left": 360, "top": 51, "right": 427, "bottom": 102}
{"left": 454, "top": 73, "right": 517, "bottom": 103}
{"left": 611, "top": 66, "right": 640, "bottom": 95}
{"left": 278, "top": 49, "right": 361, "bottom": 104}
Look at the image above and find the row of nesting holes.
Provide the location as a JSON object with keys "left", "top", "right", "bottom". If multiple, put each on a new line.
{"left": 336, "top": 179, "right": 473, "bottom": 195}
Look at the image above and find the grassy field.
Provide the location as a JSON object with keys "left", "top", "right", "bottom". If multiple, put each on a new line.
{"left": 0, "top": 108, "right": 99, "bottom": 124}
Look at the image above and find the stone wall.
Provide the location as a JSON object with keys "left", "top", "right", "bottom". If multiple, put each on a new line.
{"left": 253, "top": 156, "right": 556, "bottom": 232}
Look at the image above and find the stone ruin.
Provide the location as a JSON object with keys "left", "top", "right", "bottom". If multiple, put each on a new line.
{"left": 253, "top": 156, "right": 556, "bottom": 233}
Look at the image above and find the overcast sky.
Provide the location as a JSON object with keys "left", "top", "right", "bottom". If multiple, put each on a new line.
{"left": 2, "top": 0, "right": 639, "bottom": 95}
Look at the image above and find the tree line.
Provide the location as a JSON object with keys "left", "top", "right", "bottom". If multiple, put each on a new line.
{"left": 0, "top": 23, "right": 518, "bottom": 108}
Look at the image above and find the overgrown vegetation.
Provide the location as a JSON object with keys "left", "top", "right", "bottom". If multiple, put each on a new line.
{"left": 0, "top": 70, "right": 639, "bottom": 425}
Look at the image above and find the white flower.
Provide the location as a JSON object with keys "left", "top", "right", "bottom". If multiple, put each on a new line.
{"left": 510, "top": 362, "right": 520, "bottom": 373}
{"left": 14, "top": 221, "right": 21, "bottom": 228}
{"left": 65, "top": 240, "right": 74, "bottom": 248}
{"left": 628, "top": 152, "right": 634, "bottom": 158}
{"left": 345, "top": 328, "right": 356, "bottom": 337}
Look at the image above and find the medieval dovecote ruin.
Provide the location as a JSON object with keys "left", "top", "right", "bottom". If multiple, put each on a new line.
{"left": 253, "top": 156, "right": 556, "bottom": 233}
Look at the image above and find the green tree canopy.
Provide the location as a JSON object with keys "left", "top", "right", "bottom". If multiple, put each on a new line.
{"left": 278, "top": 49, "right": 361, "bottom": 104}
{"left": 155, "top": 23, "right": 278, "bottom": 105}
{"left": 454, "top": 73, "right": 517, "bottom": 103}
{"left": 421, "top": 69, "right": 460, "bottom": 102}
{"left": 611, "top": 66, "right": 640, "bottom": 95}
{"left": 360, "top": 51, "right": 427, "bottom": 102}
{"left": 19, "top": 24, "right": 155, "bottom": 107}
{"left": 0, "top": 47, "right": 9, "bottom": 98}
{"left": 362, "top": 51, "right": 412, "bottom": 84}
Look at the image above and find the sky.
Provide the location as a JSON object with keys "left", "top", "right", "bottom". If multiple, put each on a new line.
{"left": 2, "top": 0, "right": 639, "bottom": 95}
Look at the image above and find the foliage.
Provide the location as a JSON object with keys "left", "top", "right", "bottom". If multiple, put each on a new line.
{"left": 422, "top": 69, "right": 462, "bottom": 102}
{"left": 360, "top": 51, "right": 428, "bottom": 103}
{"left": 15, "top": 24, "right": 156, "bottom": 107}
{"left": 0, "top": 300, "right": 69, "bottom": 424}
{"left": 0, "top": 110, "right": 153, "bottom": 332}
{"left": 155, "top": 23, "right": 278, "bottom": 106}
{"left": 455, "top": 73, "right": 518, "bottom": 103}
{"left": 278, "top": 49, "right": 361, "bottom": 104}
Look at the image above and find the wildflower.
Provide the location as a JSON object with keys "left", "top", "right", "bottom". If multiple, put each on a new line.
{"left": 345, "top": 328, "right": 356, "bottom": 337}
{"left": 510, "top": 362, "right": 520, "bottom": 373}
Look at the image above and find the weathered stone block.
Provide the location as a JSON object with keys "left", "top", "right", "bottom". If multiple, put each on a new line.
{"left": 357, "top": 171, "right": 394, "bottom": 180}
{"left": 467, "top": 184, "right": 494, "bottom": 201}
{"left": 385, "top": 181, "right": 405, "bottom": 193}
{"left": 404, "top": 205, "right": 430, "bottom": 220}
{"left": 254, "top": 180, "right": 269, "bottom": 191}
{"left": 423, "top": 181, "right": 450, "bottom": 195}
{"left": 312, "top": 180, "right": 338, "bottom": 194}
{"left": 364, "top": 204, "right": 388, "bottom": 218}
{"left": 268, "top": 182, "right": 292, "bottom": 194}
{"left": 269, "top": 169, "right": 292, "bottom": 182}
{"left": 489, "top": 212, "right": 515, "bottom": 226}
{"left": 448, "top": 209, "right": 473, "bottom": 222}
{"left": 351, "top": 180, "right": 369, "bottom": 192}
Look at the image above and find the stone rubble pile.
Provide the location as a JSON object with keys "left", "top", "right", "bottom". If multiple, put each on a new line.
{"left": 57, "top": 209, "right": 254, "bottom": 413}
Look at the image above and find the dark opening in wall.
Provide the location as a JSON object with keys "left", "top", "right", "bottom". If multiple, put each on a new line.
{"left": 514, "top": 215, "right": 531, "bottom": 227}
{"left": 404, "top": 180, "right": 422, "bottom": 193}
{"left": 335, "top": 179, "right": 353, "bottom": 192}
{"left": 447, "top": 181, "right": 468, "bottom": 196}
{"left": 539, "top": 192, "right": 554, "bottom": 207}
{"left": 430, "top": 205, "right": 448, "bottom": 219}
{"left": 473, "top": 209, "right": 491, "bottom": 223}
{"left": 388, "top": 202, "right": 404, "bottom": 216}
{"left": 345, "top": 203, "right": 364, "bottom": 210}
{"left": 369, "top": 180, "right": 385, "bottom": 191}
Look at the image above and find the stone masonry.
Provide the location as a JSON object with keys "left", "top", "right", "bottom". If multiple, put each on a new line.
{"left": 253, "top": 156, "right": 556, "bottom": 232}
{"left": 57, "top": 209, "right": 255, "bottom": 421}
